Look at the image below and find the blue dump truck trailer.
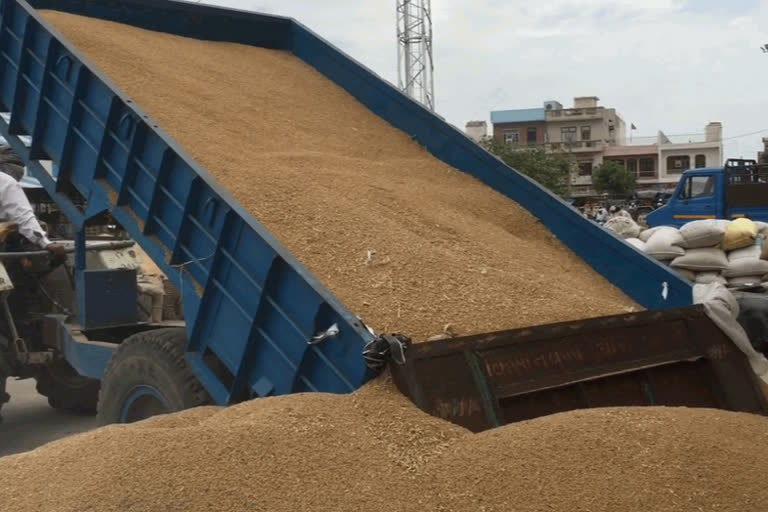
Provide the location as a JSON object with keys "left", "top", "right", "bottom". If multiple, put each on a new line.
{"left": 0, "top": 0, "right": 765, "bottom": 431}
{"left": 647, "top": 159, "right": 768, "bottom": 228}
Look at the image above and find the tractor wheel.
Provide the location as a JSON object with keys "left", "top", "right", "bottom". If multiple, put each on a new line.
{"left": 96, "top": 328, "right": 210, "bottom": 426}
{"left": 35, "top": 360, "right": 100, "bottom": 412}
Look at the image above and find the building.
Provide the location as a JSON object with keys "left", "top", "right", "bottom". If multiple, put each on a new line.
{"left": 464, "top": 120, "right": 488, "bottom": 143}
{"left": 758, "top": 137, "right": 768, "bottom": 164}
{"left": 483, "top": 97, "right": 722, "bottom": 196}
{"left": 542, "top": 97, "right": 625, "bottom": 151}
{"left": 656, "top": 123, "right": 722, "bottom": 181}
{"left": 489, "top": 97, "right": 626, "bottom": 181}
{"left": 544, "top": 97, "right": 626, "bottom": 182}
{"left": 489, "top": 107, "right": 547, "bottom": 146}
{"left": 490, "top": 97, "right": 625, "bottom": 148}
{"left": 600, "top": 145, "right": 658, "bottom": 190}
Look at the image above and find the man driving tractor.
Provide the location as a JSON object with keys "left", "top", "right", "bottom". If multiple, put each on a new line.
{"left": 0, "top": 145, "right": 65, "bottom": 258}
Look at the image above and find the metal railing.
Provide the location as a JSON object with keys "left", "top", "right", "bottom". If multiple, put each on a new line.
{"left": 547, "top": 108, "right": 600, "bottom": 118}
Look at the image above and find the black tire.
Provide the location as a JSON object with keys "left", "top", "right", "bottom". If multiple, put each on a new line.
{"left": 97, "top": 328, "right": 210, "bottom": 426}
{"left": 35, "top": 360, "right": 100, "bottom": 413}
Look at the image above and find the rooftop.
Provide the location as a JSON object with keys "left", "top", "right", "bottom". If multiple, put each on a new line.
{"left": 490, "top": 108, "right": 546, "bottom": 124}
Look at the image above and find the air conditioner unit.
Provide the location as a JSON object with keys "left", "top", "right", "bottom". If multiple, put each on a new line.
{"left": 544, "top": 100, "right": 563, "bottom": 111}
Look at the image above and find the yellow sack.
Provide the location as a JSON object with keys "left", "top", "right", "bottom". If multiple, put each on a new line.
{"left": 723, "top": 218, "right": 757, "bottom": 251}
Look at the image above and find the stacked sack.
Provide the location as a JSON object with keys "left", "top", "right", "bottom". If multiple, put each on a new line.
{"left": 608, "top": 217, "right": 768, "bottom": 289}
{"left": 722, "top": 219, "right": 768, "bottom": 286}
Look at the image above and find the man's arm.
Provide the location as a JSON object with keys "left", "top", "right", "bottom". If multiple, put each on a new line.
{"left": 0, "top": 174, "right": 51, "bottom": 249}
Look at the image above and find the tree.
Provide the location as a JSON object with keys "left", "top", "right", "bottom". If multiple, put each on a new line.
{"left": 481, "top": 138, "right": 573, "bottom": 197}
{"left": 591, "top": 160, "right": 636, "bottom": 196}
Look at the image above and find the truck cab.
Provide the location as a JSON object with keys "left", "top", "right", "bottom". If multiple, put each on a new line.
{"left": 646, "top": 159, "right": 768, "bottom": 227}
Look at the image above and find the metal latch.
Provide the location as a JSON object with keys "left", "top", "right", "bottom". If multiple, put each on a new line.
{"left": 310, "top": 323, "right": 340, "bottom": 345}
{"left": 363, "top": 334, "right": 410, "bottom": 371}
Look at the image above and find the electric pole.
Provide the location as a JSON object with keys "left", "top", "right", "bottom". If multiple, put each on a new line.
{"left": 396, "top": 0, "right": 435, "bottom": 111}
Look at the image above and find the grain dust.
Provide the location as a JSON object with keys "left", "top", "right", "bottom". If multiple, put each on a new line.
{"left": 41, "top": 11, "right": 638, "bottom": 339}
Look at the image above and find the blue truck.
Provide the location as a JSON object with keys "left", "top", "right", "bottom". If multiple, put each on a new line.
{"left": 646, "top": 159, "right": 768, "bottom": 228}
{"left": 0, "top": 0, "right": 764, "bottom": 431}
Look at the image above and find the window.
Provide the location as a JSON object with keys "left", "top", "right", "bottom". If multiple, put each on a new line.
{"left": 561, "top": 127, "right": 577, "bottom": 143}
{"left": 639, "top": 158, "right": 656, "bottom": 178}
{"left": 581, "top": 126, "right": 591, "bottom": 141}
{"left": 526, "top": 127, "right": 537, "bottom": 144}
{"left": 504, "top": 129, "right": 519, "bottom": 145}
{"left": 577, "top": 160, "right": 593, "bottom": 176}
{"left": 667, "top": 155, "right": 690, "bottom": 174}
{"left": 695, "top": 154, "right": 706, "bottom": 168}
{"left": 626, "top": 159, "right": 638, "bottom": 173}
{"left": 679, "top": 175, "right": 714, "bottom": 199}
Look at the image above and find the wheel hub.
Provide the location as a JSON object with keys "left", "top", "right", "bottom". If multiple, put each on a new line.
{"left": 120, "top": 385, "right": 170, "bottom": 423}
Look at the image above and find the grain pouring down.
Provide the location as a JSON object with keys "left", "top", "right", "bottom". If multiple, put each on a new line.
{"left": 40, "top": 10, "right": 638, "bottom": 340}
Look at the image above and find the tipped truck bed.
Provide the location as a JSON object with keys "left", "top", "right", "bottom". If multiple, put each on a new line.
{"left": 1, "top": 0, "right": 696, "bottom": 408}
{"left": 392, "top": 305, "right": 768, "bottom": 431}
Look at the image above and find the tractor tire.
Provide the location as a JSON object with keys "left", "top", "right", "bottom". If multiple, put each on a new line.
{"left": 97, "top": 328, "right": 210, "bottom": 426}
{"left": 35, "top": 360, "right": 100, "bottom": 413}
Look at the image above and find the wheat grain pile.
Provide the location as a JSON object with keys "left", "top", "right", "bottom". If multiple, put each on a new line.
{"left": 1, "top": 378, "right": 767, "bottom": 512}
{"left": 41, "top": 11, "right": 639, "bottom": 340}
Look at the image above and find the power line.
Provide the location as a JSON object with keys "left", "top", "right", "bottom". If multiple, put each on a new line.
{"left": 630, "top": 128, "right": 768, "bottom": 144}
{"left": 718, "top": 128, "right": 768, "bottom": 142}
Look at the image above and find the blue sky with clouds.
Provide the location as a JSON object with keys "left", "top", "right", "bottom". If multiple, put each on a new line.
{"left": 204, "top": 0, "right": 768, "bottom": 159}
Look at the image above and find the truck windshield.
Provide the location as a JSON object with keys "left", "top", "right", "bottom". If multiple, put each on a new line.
{"left": 680, "top": 175, "right": 714, "bottom": 199}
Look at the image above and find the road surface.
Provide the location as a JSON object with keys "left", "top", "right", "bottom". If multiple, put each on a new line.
{"left": 0, "top": 377, "right": 98, "bottom": 457}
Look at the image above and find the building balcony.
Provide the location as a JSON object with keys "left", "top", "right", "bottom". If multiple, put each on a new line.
{"left": 501, "top": 140, "right": 604, "bottom": 153}
{"left": 546, "top": 108, "right": 604, "bottom": 122}
{"left": 549, "top": 140, "right": 604, "bottom": 152}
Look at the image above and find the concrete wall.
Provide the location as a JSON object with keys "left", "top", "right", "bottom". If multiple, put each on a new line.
{"left": 705, "top": 122, "right": 722, "bottom": 142}
{"left": 544, "top": 108, "right": 623, "bottom": 147}
{"left": 493, "top": 121, "right": 547, "bottom": 145}
{"left": 545, "top": 119, "right": 605, "bottom": 144}
{"left": 573, "top": 96, "right": 599, "bottom": 108}
{"left": 465, "top": 121, "right": 488, "bottom": 142}
{"left": 658, "top": 144, "right": 721, "bottom": 180}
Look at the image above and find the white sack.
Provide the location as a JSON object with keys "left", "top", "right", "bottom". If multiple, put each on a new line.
{"left": 639, "top": 226, "right": 667, "bottom": 242}
{"left": 603, "top": 216, "right": 641, "bottom": 239}
{"left": 693, "top": 283, "right": 768, "bottom": 384}
{"left": 728, "top": 244, "right": 762, "bottom": 262}
{"left": 644, "top": 227, "right": 685, "bottom": 260}
{"left": 724, "top": 259, "right": 768, "bottom": 278}
{"left": 695, "top": 271, "right": 727, "bottom": 285}
{"left": 678, "top": 219, "right": 727, "bottom": 249}
{"left": 670, "top": 247, "right": 728, "bottom": 271}
{"left": 728, "top": 275, "right": 765, "bottom": 286}
{"left": 625, "top": 238, "right": 645, "bottom": 250}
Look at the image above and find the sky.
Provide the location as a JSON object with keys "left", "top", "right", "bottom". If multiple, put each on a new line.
{"left": 201, "top": 0, "right": 768, "bottom": 159}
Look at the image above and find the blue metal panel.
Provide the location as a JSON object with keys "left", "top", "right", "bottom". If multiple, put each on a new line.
{"left": 80, "top": 268, "right": 137, "bottom": 328}
{"left": 46, "top": 315, "right": 115, "bottom": 379}
{"left": 29, "top": 0, "right": 292, "bottom": 48}
{"left": 490, "top": 108, "right": 546, "bottom": 124}
{"left": 2, "top": 0, "right": 693, "bottom": 404}
{"left": 0, "top": 0, "right": 374, "bottom": 404}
